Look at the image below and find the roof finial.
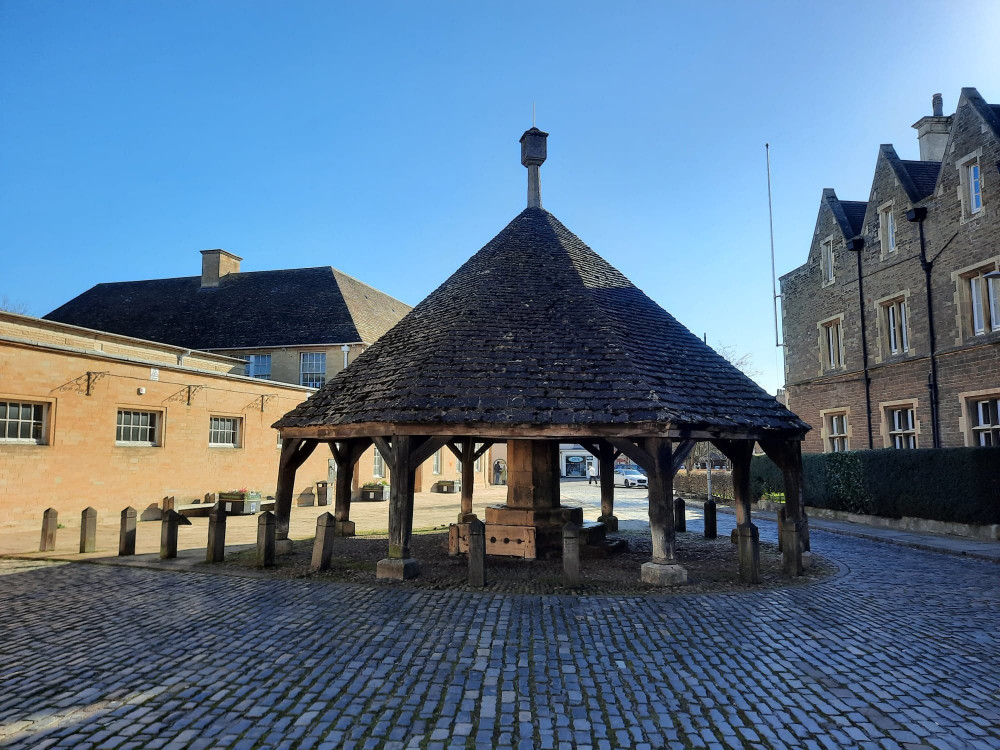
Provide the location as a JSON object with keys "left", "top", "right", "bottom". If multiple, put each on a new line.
{"left": 519, "top": 125, "right": 548, "bottom": 209}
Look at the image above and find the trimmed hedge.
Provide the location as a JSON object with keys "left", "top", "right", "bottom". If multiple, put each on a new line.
{"left": 673, "top": 470, "right": 734, "bottom": 500}
{"left": 749, "top": 447, "right": 1000, "bottom": 525}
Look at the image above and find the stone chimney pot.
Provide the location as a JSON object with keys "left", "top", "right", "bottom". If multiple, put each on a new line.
{"left": 200, "top": 249, "right": 242, "bottom": 288}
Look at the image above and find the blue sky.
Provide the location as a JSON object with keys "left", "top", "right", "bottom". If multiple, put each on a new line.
{"left": 2, "top": 1, "right": 998, "bottom": 394}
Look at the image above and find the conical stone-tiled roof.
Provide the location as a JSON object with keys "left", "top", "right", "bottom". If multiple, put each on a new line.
{"left": 275, "top": 207, "right": 808, "bottom": 440}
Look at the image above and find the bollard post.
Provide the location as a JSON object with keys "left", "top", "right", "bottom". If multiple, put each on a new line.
{"left": 673, "top": 497, "right": 686, "bottom": 533}
{"left": 160, "top": 510, "right": 180, "bottom": 559}
{"left": 736, "top": 524, "right": 761, "bottom": 583}
{"left": 39, "top": 508, "right": 58, "bottom": 552}
{"left": 562, "top": 521, "right": 581, "bottom": 588}
{"left": 206, "top": 503, "right": 227, "bottom": 563}
{"left": 257, "top": 511, "right": 276, "bottom": 568}
{"left": 777, "top": 507, "right": 786, "bottom": 552}
{"left": 119, "top": 507, "right": 137, "bottom": 556}
{"left": 703, "top": 499, "right": 717, "bottom": 539}
{"left": 79, "top": 507, "right": 97, "bottom": 553}
{"left": 311, "top": 512, "right": 336, "bottom": 572}
{"left": 468, "top": 518, "right": 486, "bottom": 587}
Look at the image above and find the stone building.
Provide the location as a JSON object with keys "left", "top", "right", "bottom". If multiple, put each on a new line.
{"left": 781, "top": 88, "right": 1000, "bottom": 452}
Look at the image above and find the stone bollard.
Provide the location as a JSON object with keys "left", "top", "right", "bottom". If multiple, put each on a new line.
{"left": 160, "top": 510, "right": 180, "bottom": 559}
{"left": 257, "top": 511, "right": 276, "bottom": 568}
{"left": 39, "top": 508, "right": 58, "bottom": 552}
{"left": 468, "top": 519, "right": 487, "bottom": 588}
{"left": 206, "top": 504, "right": 227, "bottom": 563}
{"left": 673, "top": 497, "right": 686, "bottom": 533}
{"left": 311, "top": 512, "right": 336, "bottom": 572}
{"left": 119, "top": 507, "right": 137, "bottom": 556}
{"left": 162, "top": 496, "right": 175, "bottom": 513}
{"left": 79, "top": 507, "right": 97, "bottom": 553}
{"left": 735, "top": 524, "right": 761, "bottom": 584}
{"left": 703, "top": 499, "right": 717, "bottom": 539}
{"left": 562, "top": 521, "right": 581, "bottom": 588}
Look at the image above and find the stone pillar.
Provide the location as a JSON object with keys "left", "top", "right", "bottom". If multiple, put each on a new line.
{"left": 598, "top": 452, "right": 617, "bottom": 531}
{"left": 206, "top": 504, "right": 226, "bottom": 563}
{"left": 160, "top": 510, "right": 180, "bottom": 559}
{"left": 468, "top": 518, "right": 486, "bottom": 587}
{"left": 119, "top": 507, "right": 137, "bottom": 556}
{"left": 506, "top": 440, "right": 559, "bottom": 510}
{"left": 673, "top": 497, "right": 686, "bottom": 533}
{"left": 311, "top": 512, "right": 336, "bottom": 572}
{"left": 703, "top": 499, "right": 717, "bottom": 539}
{"left": 640, "top": 438, "right": 686, "bottom": 585}
{"left": 39, "top": 508, "right": 58, "bottom": 552}
{"left": 378, "top": 436, "right": 419, "bottom": 580}
{"left": 562, "top": 522, "right": 581, "bottom": 588}
{"left": 257, "top": 511, "right": 275, "bottom": 568}
{"left": 79, "top": 507, "right": 97, "bottom": 553}
{"left": 458, "top": 438, "right": 477, "bottom": 523}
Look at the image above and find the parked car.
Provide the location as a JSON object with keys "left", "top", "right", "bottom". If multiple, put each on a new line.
{"left": 614, "top": 468, "right": 648, "bottom": 488}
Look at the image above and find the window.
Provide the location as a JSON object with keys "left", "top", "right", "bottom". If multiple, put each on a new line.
{"left": 300, "top": 352, "right": 326, "bottom": 388}
{"left": 474, "top": 443, "right": 483, "bottom": 473}
{"left": 821, "top": 319, "right": 844, "bottom": 370}
{"left": 967, "top": 161, "right": 982, "bottom": 214}
{"left": 882, "top": 298, "right": 909, "bottom": 355}
{"left": 968, "top": 271, "right": 1000, "bottom": 336}
{"left": 887, "top": 407, "right": 917, "bottom": 449}
{"left": 433, "top": 449, "right": 442, "bottom": 475}
{"left": 116, "top": 410, "right": 159, "bottom": 446}
{"left": 820, "top": 238, "right": 834, "bottom": 284}
{"left": 209, "top": 416, "right": 240, "bottom": 447}
{"left": 0, "top": 401, "right": 46, "bottom": 444}
{"left": 879, "top": 204, "right": 896, "bottom": 255}
{"left": 246, "top": 354, "right": 271, "bottom": 380}
{"left": 826, "top": 412, "right": 849, "bottom": 452}
{"left": 971, "top": 397, "right": 1000, "bottom": 446}
{"left": 373, "top": 448, "right": 385, "bottom": 478}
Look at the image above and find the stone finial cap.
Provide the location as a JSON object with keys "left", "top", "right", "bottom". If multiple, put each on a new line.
{"left": 932, "top": 93, "right": 943, "bottom": 117}
{"left": 520, "top": 127, "right": 548, "bottom": 167}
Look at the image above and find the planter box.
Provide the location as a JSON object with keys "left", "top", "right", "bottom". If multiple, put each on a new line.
{"left": 218, "top": 492, "right": 262, "bottom": 515}
{"left": 435, "top": 481, "right": 457, "bottom": 494}
{"left": 360, "top": 487, "right": 387, "bottom": 502}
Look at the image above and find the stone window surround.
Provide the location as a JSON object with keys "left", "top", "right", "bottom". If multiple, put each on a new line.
{"left": 816, "top": 313, "right": 847, "bottom": 375}
{"left": 950, "top": 254, "right": 1000, "bottom": 344}
{"left": 956, "top": 387, "right": 1000, "bottom": 447}
{"left": 0, "top": 394, "right": 55, "bottom": 446}
{"left": 872, "top": 290, "right": 913, "bottom": 363}
{"left": 819, "top": 234, "right": 836, "bottom": 288}
{"left": 877, "top": 398, "right": 920, "bottom": 449}
{"left": 956, "top": 147, "right": 985, "bottom": 224}
{"left": 819, "top": 406, "right": 851, "bottom": 453}
{"left": 208, "top": 413, "right": 243, "bottom": 449}
{"left": 877, "top": 200, "right": 896, "bottom": 260}
{"left": 115, "top": 405, "right": 165, "bottom": 448}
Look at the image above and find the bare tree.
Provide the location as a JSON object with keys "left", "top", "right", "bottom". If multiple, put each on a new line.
{"left": 0, "top": 296, "right": 30, "bottom": 315}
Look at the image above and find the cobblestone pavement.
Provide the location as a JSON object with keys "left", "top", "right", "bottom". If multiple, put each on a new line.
{"left": 1, "top": 512, "right": 999, "bottom": 750}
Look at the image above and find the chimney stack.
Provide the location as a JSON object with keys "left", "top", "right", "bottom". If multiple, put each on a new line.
{"left": 911, "top": 93, "right": 952, "bottom": 162}
{"left": 200, "top": 249, "right": 242, "bottom": 288}
{"left": 520, "top": 127, "right": 548, "bottom": 208}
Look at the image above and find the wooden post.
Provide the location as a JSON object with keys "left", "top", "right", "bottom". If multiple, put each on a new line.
{"left": 777, "top": 506, "right": 786, "bottom": 552}
{"left": 311, "top": 512, "right": 336, "bottom": 572}
{"left": 378, "top": 435, "right": 419, "bottom": 580}
{"left": 562, "top": 521, "right": 581, "bottom": 588}
{"left": 79, "top": 507, "right": 97, "bottom": 553}
{"left": 703, "top": 499, "right": 717, "bottom": 539}
{"left": 274, "top": 438, "right": 318, "bottom": 552}
{"left": 459, "top": 438, "right": 476, "bottom": 522}
{"left": 761, "top": 438, "right": 806, "bottom": 577}
{"left": 716, "top": 439, "right": 760, "bottom": 584}
{"left": 639, "top": 438, "right": 686, "bottom": 585}
{"left": 598, "top": 450, "right": 617, "bottom": 531}
{"left": 160, "top": 510, "right": 180, "bottom": 559}
{"left": 331, "top": 439, "right": 368, "bottom": 536}
{"left": 206, "top": 503, "right": 227, "bottom": 563}
{"left": 119, "top": 507, "right": 137, "bottom": 556}
{"left": 39, "top": 508, "right": 58, "bottom": 552}
{"left": 257, "top": 511, "right": 276, "bottom": 567}
{"left": 673, "top": 496, "right": 686, "bottom": 533}
{"left": 468, "top": 518, "right": 486, "bottom": 587}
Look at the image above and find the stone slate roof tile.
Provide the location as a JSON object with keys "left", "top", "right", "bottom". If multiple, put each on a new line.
{"left": 275, "top": 208, "right": 808, "bottom": 436}
{"left": 44, "top": 267, "right": 410, "bottom": 350}
{"left": 839, "top": 201, "right": 868, "bottom": 236}
{"left": 900, "top": 160, "right": 941, "bottom": 201}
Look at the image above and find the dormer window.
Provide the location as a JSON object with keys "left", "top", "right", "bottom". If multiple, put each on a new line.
{"left": 820, "top": 237, "right": 834, "bottom": 285}
{"left": 958, "top": 153, "right": 984, "bottom": 220}
{"left": 968, "top": 161, "right": 982, "bottom": 214}
{"left": 879, "top": 203, "right": 896, "bottom": 256}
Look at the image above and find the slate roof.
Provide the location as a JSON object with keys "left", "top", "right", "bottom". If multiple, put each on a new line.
{"left": 839, "top": 201, "right": 868, "bottom": 236}
{"left": 900, "top": 160, "right": 941, "bottom": 201}
{"left": 275, "top": 208, "right": 809, "bottom": 437}
{"left": 45, "top": 267, "right": 410, "bottom": 351}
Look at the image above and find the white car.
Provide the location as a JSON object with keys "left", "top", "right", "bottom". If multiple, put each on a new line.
{"left": 614, "top": 469, "right": 648, "bottom": 488}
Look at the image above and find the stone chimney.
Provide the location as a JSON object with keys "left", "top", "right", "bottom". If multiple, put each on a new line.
{"left": 520, "top": 127, "right": 548, "bottom": 208}
{"left": 200, "top": 249, "right": 242, "bottom": 288}
{"left": 911, "top": 93, "right": 953, "bottom": 162}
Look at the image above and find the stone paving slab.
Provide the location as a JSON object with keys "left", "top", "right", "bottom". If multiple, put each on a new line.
{"left": 1, "top": 512, "right": 998, "bottom": 749}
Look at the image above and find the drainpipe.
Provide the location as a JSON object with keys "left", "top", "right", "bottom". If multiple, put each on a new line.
{"left": 906, "top": 207, "right": 940, "bottom": 448}
{"left": 847, "top": 237, "right": 874, "bottom": 449}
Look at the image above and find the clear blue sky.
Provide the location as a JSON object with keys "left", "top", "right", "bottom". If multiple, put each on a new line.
{"left": 2, "top": 1, "right": 998, "bottom": 394}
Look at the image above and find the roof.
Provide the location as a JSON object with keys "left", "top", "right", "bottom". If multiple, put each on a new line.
{"left": 900, "top": 160, "right": 941, "bottom": 201}
{"left": 275, "top": 208, "right": 808, "bottom": 439}
{"left": 45, "top": 267, "right": 410, "bottom": 351}
{"left": 839, "top": 201, "right": 868, "bottom": 236}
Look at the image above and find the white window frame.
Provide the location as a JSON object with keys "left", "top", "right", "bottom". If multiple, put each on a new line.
{"left": 300, "top": 352, "right": 327, "bottom": 389}
{"left": 968, "top": 161, "right": 982, "bottom": 214}
{"left": 882, "top": 298, "right": 909, "bottom": 355}
{"left": 0, "top": 400, "right": 47, "bottom": 444}
{"left": 825, "top": 412, "right": 849, "bottom": 453}
{"left": 970, "top": 397, "right": 1000, "bottom": 446}
{"left": 474, "top": 443, "right": 483, "bottom": 473}
{"left": 373, "top": 448, "right": 385, "bottom": 478}
{"left": 820, "top": 317, "right": 844, "bottom": 371}
{"left": 878, "top": 202, "right": 896, "bottom": 256}
{"left": 820, "top": 237, "right": 835, "bottom": 286}
{"left": 887, "top": 406, "right": 917, "bottom": 449}
{"left": 116, "top": 409, "right": 161, "bottom": 447}
{"left": 208, "top": 416, "right": 241, "bottom": 448}
{"left": 247, "top": 354, "right": 272, "bottom": 380}
{"left": 433, "top": 449, "right": 442, "bottom": 475}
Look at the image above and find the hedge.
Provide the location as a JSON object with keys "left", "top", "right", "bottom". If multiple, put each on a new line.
{"left": 749, "top": 447, "right": 1000, "bottom": 525}
{"left": 673, "top": 470, "right": 734, "bottom": 500}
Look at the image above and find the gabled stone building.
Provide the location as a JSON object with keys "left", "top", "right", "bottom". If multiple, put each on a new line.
{"left": 781, "top": 88, "right": 1000, "bottom": 452}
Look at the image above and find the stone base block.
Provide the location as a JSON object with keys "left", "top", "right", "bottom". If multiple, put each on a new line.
{"left": 275, "top": 538, "right": 293, "bottom": 556}
{"left": 801, "top": 551, "right": 814, "bottom": 569}
{"left": 336, "top": 520, "right": 356, "bottom": 537}
{"left": 597, "top": 515, "right": 618, "bottom": 532}
{"left": 640, "top": 562, "right": 687, "bottom": 586}
{"left": 376, "top": 558, "right": 420, "bottom": 580}
{"left": 457, "top": 512, "right": 478, "bottom": 523}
